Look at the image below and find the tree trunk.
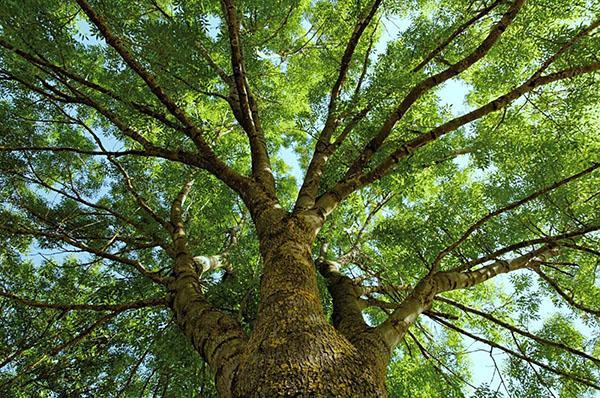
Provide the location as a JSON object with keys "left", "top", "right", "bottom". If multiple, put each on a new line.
{"left": 229, "top": 215, "right": 388, "bottom": 397}
{"left": 169, "top": 208, "right": 392, "bottom": 397}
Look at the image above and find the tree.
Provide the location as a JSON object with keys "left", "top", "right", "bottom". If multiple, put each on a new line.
{"left": 0, "top": 0, "right": 598, "bottom": 395}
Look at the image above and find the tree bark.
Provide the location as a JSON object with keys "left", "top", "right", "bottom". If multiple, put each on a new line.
{"left": 168, "top": 200, "right": 567, "bottom": 396}
{"left": 230, "top": 215, "right": 388, "bottom": 397}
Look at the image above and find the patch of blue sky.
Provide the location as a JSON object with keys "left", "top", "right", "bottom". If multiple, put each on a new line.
{"left": 278, "top": 145, "right": 303, "bottom": 194}
{"left": 373, "top": 15, "right": 412, "bottom": 58}
{"left": 205, "top": 14, "right": 222, "bottom": 41}
{"left": 256, "top": 49, "right": 288, "bottom": 72}
{"left": 436, "top": 78, "right": 474, "bottom": 171}
{"left": 74, "top": 18, "right": 101, "bottom": 48}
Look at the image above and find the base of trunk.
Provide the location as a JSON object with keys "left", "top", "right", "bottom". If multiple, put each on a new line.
{"left": 231, "top": 321, "right": 387, "bottom": 397}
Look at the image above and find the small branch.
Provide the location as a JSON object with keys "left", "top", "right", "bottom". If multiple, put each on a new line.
{"left": 412, "top": 0, "right": 506, "bottom": 73}
{"left": 535, "top": 268, "right": 600, "bottom": 317}
{"left": 1, "top": 222, "right": 166, "bottom": 285}
{"left": 0, "top": 145, "right": 146, "bottom": 158}
{"left": 436, "top": 296, "right": 599, "bottom": 364}
{"left": 429, "top": 315, "right": 600, "bottom": 390}
{"left": 431, "top": 163, "right": 598, "bottom": 272}
{"left": 0, "top": 38, "right": 182, "bottom": 130}
{"left": 456, "top": 224, "right": 599, "bottom": 272}
{"left": 0, "top": 291, "right": 166, "bottom": 312}
{"left": 510, "top": 331, "right": 559, "bottom": 398}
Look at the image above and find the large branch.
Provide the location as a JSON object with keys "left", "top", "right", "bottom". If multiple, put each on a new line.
{"left": 295, "top": 0, "right": 382, "bottom": 211}
{"left": 358, "top": 37, "right": 600, "bottom": 186}
{"left": 220, "top": 0, "right": 275, "bottom": 196}
{"left": 310, "top": 13, "right": 598, "bottom": 219}
{"left": 166, "top": 181, "right": 247, "bottom": 397}
{"left": 435, "top": 245, "right": 557, "bottom": 292}
{"left": 316, "top": 248, "right": 369, "bottom": 340}
{"left": 344, "top": 0, "right": 526, "bottom": 177}
{"left": 369, "top": 223, "right": 599, "bottom": 352}
{"left": 74, "top": 0, "right": 251, "bottom": 196}
{"left": 374, "top": 246, "right": 557, "bottom": 350}
{"left": 313, "top": 61, "right": 600, "bottom": 218}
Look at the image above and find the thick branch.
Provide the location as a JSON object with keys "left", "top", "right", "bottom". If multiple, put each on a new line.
{"left": 295, "top": 0, "right": 382, "bottom": 210}
{"left": 220, "top": 0, "right": 275, "bottom": 195}
{"left": 435, "top": 245, "right": 556, "bottom": 292}
{"left": 169, "top": 180, "right": 195, "bottom": 255}
{"left": 169, "top": 275, "right": 247, "bottom": 396}
{"left": 310, "top": 10, "right": 599, "bottom": 220}
{"left": 316, "top": 254, "right": 368, "bottom": 340}
{"left": 165, "top": 181, "right": 247, "bottom": 397}
{"left": 373, "top": 246, "right": 556, "bottom": 350}
{"left": 74, "top": 0, "right": 250, "bottom": 195}
{"left": 193, "top": 255, "right": 233, "bottom": 278}
{"left": 314, "top": 62, "right": 600, "bottom": 217}
{"left": 345, "top": 0, "right": 526, "bottom": 177}
{"left": 361, "top": 68, "right": 600, "bottom": 189}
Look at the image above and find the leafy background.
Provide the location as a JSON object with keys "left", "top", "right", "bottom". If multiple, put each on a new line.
{"left": 0, "top": 0, "right": 598, "bottom": 396}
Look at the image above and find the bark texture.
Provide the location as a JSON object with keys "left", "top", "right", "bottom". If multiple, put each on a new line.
{"left": 169, "top": 209, "right": 390, "bottom": 397}
{"left": 231, "top": 215, "right": 388, "bottom": 397}
{"left": 160, "top": 170, "right": 586, "bottom": 396}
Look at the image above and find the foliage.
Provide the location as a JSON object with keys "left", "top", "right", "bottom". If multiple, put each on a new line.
{"left": 0, "top": 0, "right": 598, "bottom": 396}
